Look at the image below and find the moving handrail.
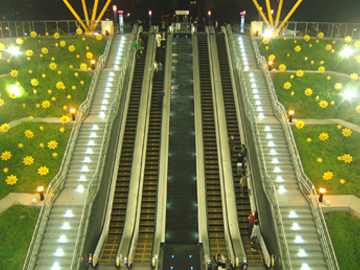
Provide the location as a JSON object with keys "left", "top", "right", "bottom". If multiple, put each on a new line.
{"left": 251, "top": 36, "right": 340, "bottom": 270}
{"left": 89, "top": 25, "right": 141, "bottom": 267}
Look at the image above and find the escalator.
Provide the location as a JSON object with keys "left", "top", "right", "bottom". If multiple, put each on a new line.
{"left": 198, "top": 33, "right": 227, "bottom": 257}
{"left": 216, "top": 33, "right": 263, "bottom": 265}
{"left": 133, "top": 41, "right": 166, "bottom": 264}
{"left": 99, "top": 34, "right": 148, "bottom": 263}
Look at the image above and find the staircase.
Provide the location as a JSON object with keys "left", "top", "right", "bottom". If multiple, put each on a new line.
{"left": 233, "top": 34, "right": 329, "bottom": 270}
{"left": 34, "top": 34, "right": 131, "bottom": 269}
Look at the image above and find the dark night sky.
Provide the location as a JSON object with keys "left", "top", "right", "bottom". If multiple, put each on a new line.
{"left": 1, "top": 0, "right": 360, "bottom": 24}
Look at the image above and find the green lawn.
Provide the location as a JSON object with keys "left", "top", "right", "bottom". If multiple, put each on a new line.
{"left": 0, "top": 205, "right": 40, "bottom": 270}
{"left": 325, "top": 211, "right": 360, "bottom": 269}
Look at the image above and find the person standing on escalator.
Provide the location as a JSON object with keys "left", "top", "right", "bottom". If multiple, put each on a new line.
{"left": 214, "top": 253, "right": 227, "bottom": 269}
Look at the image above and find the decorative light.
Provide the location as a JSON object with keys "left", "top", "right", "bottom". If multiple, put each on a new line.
{"left": 65, "top": 210, "right": 73, "bottom": 217}
{"left": 289, "top": 211, "right": 297, "bottom": 218}
{"left": 292, "top": 223, "right": 300, "bottom": 230}
{"left": 341, "top": 47, "right": 352, "bottom": 57}
{"left": 342, "top": 88, "right": 356, "bottom": 100}
{"left": 8, "top": 85, "right": 22, "bottom": 97}
{"left": 295, "top": 235, "right": 303, "bottom": 243}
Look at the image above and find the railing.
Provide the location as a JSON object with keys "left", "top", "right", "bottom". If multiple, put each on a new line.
{"left": 252, "top": 38, "right": 340, "bottom": 270}
{"left": 226, "top": 25, "right": 293, "bottom": 270}
{"left": 0, "top": 20, "right": 133, "bottom": 38}
{"left": 22, "top": 26, "right": 135, "bottom": 270}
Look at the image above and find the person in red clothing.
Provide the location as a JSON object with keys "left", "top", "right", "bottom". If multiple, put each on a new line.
{"left": 248, "top": 210, "right": 257, "bottom": 235}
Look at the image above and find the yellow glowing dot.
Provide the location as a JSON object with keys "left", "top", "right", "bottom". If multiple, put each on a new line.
{"left": 315, "top": 96, "right": 319, "bottom": 100}
{"left": 287, "top": 53, "right": 290, "bottom": 57}
{"left": 327, "top": 76, "right": 331, "bottom": 80}
{"left": 40, "top": 54, "right": 43, "bottom": 58}
{"left": 337, "top": 156, "right": 343, "bottom": 161}
{"left": 52, "top": 152, "right": 58, "bottom": 157}
{"left": 3, "top": 168, "right": 9, "bottom": 173}
{"left": 38, "top": 40, "right": 41, "bottom": 43}
{"left": 69, "top": 65, "right": 73, "bottom": 69}
{"left": 39, "top": 143, "right": 44, "bottom": 148}
{"left": 316, "top": 40, "right": 319, "bottom": 43}
{"left": 290, "top": 75, "right": 294, "bottom": 79}
{"left": 23, "top": 104, "right": 26, "bottom": 108}
{"left": 291, "top": 91, "right": 294, "bottom": 96}
{"left": 58, "top": 71, "right": 62, "bottom": 75}
{"left": 337, "top": 125, "right": 342, "bottom": 129}
{"left": 55, "top": 43, "right": 59, "bottom": 47}
{"left": 76, "top": 54, "right": 80, "bottom": 58}
{"left": 28, "top": 70, "right": 33, "bottom": 74}
{"left": 74, "top": 72, "right": 79, "bottom": 77}
{"left": 333, "top": 41, "right": 336, "bottom": 44}
{"left": 294, "top": 40, "right": 297, "bottom": 43}
{"left": 36, "top": 103, "right": 40, "bottom": 108}
{"left": 82, "top": 37, "right": 86, "bottom": 41}
{"left": 310, "top": 60, "right": 314, "bottom": 64}
{"left": 42, "top": 74, "right": 46, "bottom": 78}
{"left": 27, "top": 57, "right": 31, "bottom": 61}
{"left": 48, "top": 90, "right": 52, "bottom": 94}
{"left": 309, "top": 44, "right": 313, "bottom": 47}
{"left": 67, "top": 95, "right": 71, "bottom": 99}
{"left": 331, "top": 49, "right": 335, "bottom": 53}
{"left": 29, "top": 116, "right": 34, "bottom": 120}
{"left": 18, "top": 143, "right": 24, "bottom": 148}
{"left": 80, "top": 81, "right": 84, "bottom": 85}
{"left": 331, "top": 101, "right": 335, "bottom": 105}
{"left": 51, "top": 97, "right": 56, "bottom": 101}
{"left": 265, "top": 46, "right": 269, "bottom": 50}
{"left": 320, "top": 60, "right": 324, "bottom": 64}
{"left": 306, "top": 138, "right": 312, "bottom": 142}
{"left": 63, "top": 105, "right": 68, "bottom": 110}
{"left": 39, "top": 126, "right": 44, "bottom": 130}
{"left": 72, "top": 86, "right": 76, "bottom": 90}
{"left": 304, "top": 57, "right": 308, "bottom": 61}
{"left": 7, "top": 59, "right": 11, "bottom": 63}
{"left": 317, "top": 158, "right": 323, "bottom": 163}
{"left": 59, "top": 127, "right": 65, "bottom": 132}
{"left": 86, "top": 46, "right": 89, "bottom": 50}
{"left": 51, "top": 57, "right": 55, "bottom": 61}
{"left": 33, "top": 90, "right": 37, "bottom": 94}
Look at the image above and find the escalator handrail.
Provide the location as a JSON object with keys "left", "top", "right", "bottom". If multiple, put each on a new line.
{"left": 116, "top": 25, "right": 158, "bottom": 266}
{"left": 151, "top": 28, "right": 173, "bottom": 269}
{"left": 90, "top": 25, "right": 141, "bottom": 267}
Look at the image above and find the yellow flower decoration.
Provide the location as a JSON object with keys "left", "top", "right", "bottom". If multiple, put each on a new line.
{"left": 291, "top": 91, "right": 294, "bottom": 96}
{"left": 16, "top": 38, "right": 24, "bottom": 45}
{"left": 345, "top": 36, "right": 352, "bottom": 43}
{"left": 296, "top": 70, "right": 304, "bottom": 77}
{"left": 337, "top": 156, "right": 343, "bottom": 161}
{"left": 279, "top": 64, "right": 286, "bottom": 71}
{"left": 317, "top": 158, "right": 323, "bottom": 163}
{"left": 49, "top": 62, "right": 57, "bottom": 70}
{"left": 304, "top": 35, "right": 310, "bottom": 41}
{"left": 304, "top": 88, "right": 313, "bottom": 96}
{"left": 10, "top": 69, "right": 19, "bottom": 77}
{"left": 38, "top": 166, "right": 49, "bottom": 176}
{"left": 53, "top": 152, "right": 58, "bottom": 157}
{"left": 319, "top": 132, "right": 329, "bottom": 141}
{"left": 318, "top": 32, "right": 324, "bottom": 38}
{"left": 334, "top": 83, "right": 342, "bottom": 90}
{"left": 0, "top": 98, "right": 4, "bottom": 106}
{"left": 268, "top": 54, "right": 275, "bottom": 61}
{"left": 6, "top": 175, "right": 18, "bottom": 185}
{"left": 283, "top": 82, "right": 292, "bottom": 90}
{"left": 25, "top": 130, "right": 34, "bottom": 138}
{"left": 342, "top": 154, "right": 353, "bottom": 163}
{"left": 263, "top": 38, "right": 270, "bottom": 44}
{"left": 86, "top": 52, "right": 94, "bottom": 59}
{"left": 294, "top": 45, "right": 301, "bottom": 52}
{"left": 41, "top": 100, "right": 51, "bottom": 108}
{"left": 30, "top": 31, "right": 37, "bottom": 38}
{"left": 337, "top": 125, "right": 342, "bottom": 129}
{"left": 1, "top": 151, "right": 11, "bottom": 161}
{"left": 96, "top": 34, "right": 103, "bottom": 41}
{"left": 339, "top": 179, "right": 346, "bottom": 184}
{"left": 319, "top": 100, "right": 328, "bottom": 108}
{"left": 41, "top": 47, "right": 49, "bottom": 54}
{"left": 59, "top": 40, "right": 66, "bottom": 47}
{"left": 56, "top": 81, "right": 65, "bottom": 89}
{"left": 1, "top": 123, "right": 9, "bottom": 133}
{"left": 47, "top": 140, "right": 58, "bottom": 150}
{"left": 290, "top": 75, "right": 294, "bottom": 79}
{"left": 53, "top": 32, "right": 60, "bottom": 39}
{"left": 306, "top": 138, "right": 312, "bottom": 142}
{"left": 23, "top": 156, "right": 34, "bottom": 165}
{"left": 342, "top": 128, "right": 352, "bottom": 137}
{"left": 68, "top": 45, "right": 75, "bottom": 52}
{"left": 356, "top": 105, "right": 360, "bottom": 113}
{"left": 322, "top": 171, "right": 333, "bottom": 180}
{"left": 327, "top": 76, "right": 331, "bottom": 80}
{"left": 0, "top": 43, "right": 5, "bottom": 50}
{"left": 76, "top": 28, "right": 83, "bottom": 35}
{"left": 350, "top": 73, "right": 359, "bottom": 80}
{"left": 80, "top": 63, "right": 88, "bottom": 70}
{"left": 355, "top": 55, "right": 360, "bottom": 63}
{"left": 355, "top": 41, "right": 360, "bottom": 48}
{"left": 325, "top": 44, "right": 332, "bottom": 51}
{"left": 318, "top": 66, "right": 325, "bottom": 73}
{"left": 60, "top": 115, "right": 70, "bottom": 124}
{"left": 31, "top": 78, "right": 39, "bottom": 86}
{"left": 296, "top": 120, "right": 305, "bottom": 129}
{"left": 59, "top": 127, "right": 65, "bottom": 132}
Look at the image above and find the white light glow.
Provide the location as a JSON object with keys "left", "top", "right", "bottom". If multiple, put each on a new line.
{"left": 292, "top": 223, "right": 300, "bottom": 230}
{"left": 272, "top": 158, "right": 279, "bottom": 164}
{"left": 102, "top": 99, "right": 108, "bottom": 104}
{"left": 62, "top": 222, "right": 70, "bottom": 230}
{"left": 99, "top": 111, "right": 105, "bottom": 117}
{"left": 77, "top": 185, "right": 84, "bottom": 192}
{"left": 101, "top": 105, "right": 106, "bottom": 110}
{"left": 266, "top": 133, "right": 273, "bottom": 139}
{"left": 253, "top": 89, "right": 258, "bottom": 93}
{"left": 251, "top": 83, "right": 257, "bottom": 88}
{"left": 249, "top": 73, "right": 254, "bottom": 77}
{"left": 256, "top": 100, "right": 261, "bottom": 105}
{"left": 250, "top": 78, "right": 256, "bottom": 83}
{"left": 108, "top": 77, "right": 113, "bottom": 82}
{"left": 84, "top": 157, "right": 90, "bottom": 163}
{"left": 8, "top": 85, "right": 22, "bottom": 97}
{"left": 104, "top": 93, "right": 110, "bottom": 98}
{"left": 265, "top": 126, "right": 271, "bottom": 131}
{"left": 298, "top": 249, "right": 306, "bottom": 257}
{"left": 270, "top": 149, "right": 277, "bottom": 155}
{"left": 86, "top": 148, "right": 93, "bottom": 154}
{"left": 342, "top": 88, "right": 356, "bottom": 100}
{"left": 341, "top": 47, "right": 352, "bottom": 57}
{"left": 279, "top": 186, "right": 286, "bottom": 193}
{"left": 289, "top": 211, "right": 297, "bottom": 218}
{"left": 92, "top": 125, "right": 98, "bottom": 130}
{"left": 295, "top": 235, "right": 303, "bottom": 243}
{"left": 259, "top": 112, "right": 264, "bottom": 118}
{"left": 276, "top": 176, "right": 284, "bottom": 182}
{"left": 257, "top": 106, "right": 263, "bottom": 111}
{"left": 52, "top": 262, "right": 60, "bottom": 270}
{"left": 110, "top": 71, "right": 115, "bottom": 76}
{"left": 268, "top": 141, "right": 275, "bottom": 147}
{"left": 9, "top": 46, "right": 20, "bottom": 55}
{"left": 79, "top": 175, "right": 86, "bottom": 181}
{"left": 88, "top": 140, "right": 95, "bottom": 146}
{"left": 81, "top": 166, "right": 89, "bottom": 172}
{"left": 301, "top": 263, "right": 310, "bottom": 270}
{"left": 106, "top": 82, "right": 112, "bottom": 87}
{"left": 59, "top": 235, "right": 67, "bottom": 243}
{"left": 264, "top": 29, "right": 273, "bottom": 38}
{"left": 65, "top": 210, "right": 73, "bottom": 217}
{"left": 55, "top": 248, "right": 64, "bottom": 256}
{"left": 90, "top": 132, "right": 96, "bottom": 138}
{"left": 254, "top": 94, "right": 260, "bottom": 99}
{"left": 274, "top": 166, "right": 281, "bottom": 172}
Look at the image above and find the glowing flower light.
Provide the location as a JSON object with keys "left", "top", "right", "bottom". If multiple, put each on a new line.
{"left": 49, "top": 62, "right": 57, "bottom": 70}
{"left": 350, "top": 73, "right": 359, "bottom": 80}
{"left": 325, "top": 44, "right": 332, "bottom": 51}
{"left": 355, "top": 41, "right": 360, "bottom": 48}
{"left": 6, "top": 175, "right": 18, "bottom": 185}
{"left": 318, "top": 66, "right": 325, "bottom": 73}
{"left": 322, "top": 171, "right": 333, "bottom": 180}
{"left": 76, "top": 28, "right": 83, "bottom": 35}
{"left": 263, "top": 38, "right": 270, "bottom": 44}
{"left": 339, "top": 179, "right": 346, "bottom": 184}
{"left": 345, "top": 36, "right": 352, "bottom": 43}
{"left": 10, "top": 69, "right": 19, "bottom": 77}
{"left": 25, "top": 130, "right": 34, "bottom": 138}
{"left": 319, "top": 132, "right": 329, "bottom": 141}
{"left": 337, "top": 125, "right": 342, "bottom": 129}
{"left": 1, "top": 151, "right": 11, "bottom": 161}
{"left": 86, "top": 52, "right": 94, "bottom": 59}
{"left": 319, "top": 100, "right": 328, "bottom": 108}
{"left": 0, "top": 98, "right": 4, "bottom": 106}
{"left": 53, "top": 32, "right": 60, "bottom": 39}
{"left": 23, "top": 156, "right": 34, "bottom": 165}
{"left": 80, "top": 63, "right": 88, "bottom": 70}
{"left": 30, "top": 31, "right": 37, "bottom": 38}
{"left": 47, "top": 140, "right": 58, "bottom": 150}
{"left": 38, "top": 166, "right": 49, "bottom": 176}
{"left": 318, "top": 32, "right": 324, "bottom": 38}
{"left": 1, "top": 123, "right": 10, "bottom": 133}
{"left": 56, "top": 81, "right": 65, "bottom": 89}
{"left": 41, "top": 100, "right": 51, "bottom": 108}
{"left": 283, "top": 82, "right": 292, "bottom": 90}
{"left": 342, "top": 128, "right": 352, "bottom": 137}
{"left": 31, "top": 78, "right": 39, "bottom": 87}
{"left": 268, "top": 54, "right": 275, "bottom": 61}
{"left": 296, "top": 70, "right": 304, "bottom": 77}
{"left": 317, "top": 158, "right": 323, "bottom": 163}
{"left": 304, "top": 35, "right": 310, "bottom": 41}
{"left": 59, "top": 40, "right": 66, "bottom": 47}
{"left": 304, "top": 88, "right": 313, "bottom": 96}
{"left": 294, "top": 45, "right": 301, "bottom": 52}
{"left": 356, "top": 105, "right": 360, "bottom": 113}
{"left": 60, "top": 115, "right": 70, "bottom": 124}
{"left": 41, "top": 47, "right": 49, "bottom": 54}
{"left": 334, "top": 83, "right": 342, "bottom": 90}
{"left": 342, "top": 154, "right": 353, "bottom": 163}
{"left": 16, "top": 38, "right": 24, "bottom": 45}
{"left": 306, "top": 138, "right": 312, "bottom": 142}
{"left": 68, "top": 45, "right": 75, "bottom": 52}
{"left": 296, "top": 120, "right": 305, "bottom": 129}
{"left": 279, "top": 64, "right": 286, "bottom": 71}
{"left": 0, "top": 43, "right": 5, "bottom": 50}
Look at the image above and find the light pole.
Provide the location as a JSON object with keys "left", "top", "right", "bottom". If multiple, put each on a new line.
{"left": 112, "top": 5, "right": 117, "bottom": 23}
{"left": 240, "top": 10, "right": 246, "bottom": 33}
{"left": 288, "top": 110, "right": 294, "bottom": 122}
{"left": 149, "top": 10, "right": 152, "bottom": 26}
{"left": 70, "top": 108, "right": 76, "bottom": 121}
{"left": 208, "top": 10, "right": 211, "bottom": 26}
{"left": 37, "top": 186, "right": 45, "bottom": 201}
{"left": 319, "top": 188, "right": 326, "bottom": 202}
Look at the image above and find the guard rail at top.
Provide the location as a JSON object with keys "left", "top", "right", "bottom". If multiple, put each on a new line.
{"left": 21, "top": 28, "right": 128, "bottom": 270}
{"left": 226, "top": 24, "right": 292, "bottom": 270}
{"left": 252, "top": 37, "right": 340, "bottom": 270}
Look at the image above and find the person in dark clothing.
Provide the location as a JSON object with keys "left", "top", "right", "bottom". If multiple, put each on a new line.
{"left": 237, "top": 152, "right": 244, "bottom": 176}
{"left": 158, "top": 62, "right": 164, "bottom": 79}
{"left": 241, "top": 144, "right": 248, "bottom": 158}
{"left": 139, "top": 38, "right": 145, "bottom": 56}
{"left": 228, "top": 135, "right": 235, "bottom": 156}
{"left": 158, "top": 90, "right": 165, "bottom": 109}
{"left": 214, "top": 253, "right": 226, "bottom": 269}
